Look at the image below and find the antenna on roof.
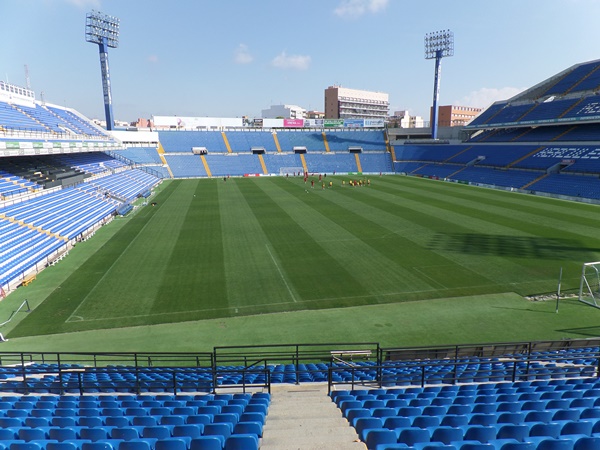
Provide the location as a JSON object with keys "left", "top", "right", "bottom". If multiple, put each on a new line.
{"left": 24, "top": 64, "right": 31, "bottom": 90}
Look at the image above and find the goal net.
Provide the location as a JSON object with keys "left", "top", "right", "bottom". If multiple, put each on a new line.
{"left": 279, "top": 167, "right": 304, "bottom": 176}
{"left": 579, "top": 261, "right": 600, "bottom": 308}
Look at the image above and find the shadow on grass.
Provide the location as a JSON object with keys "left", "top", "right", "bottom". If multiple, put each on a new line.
{"left": 429, "top": 233, "right": 598, "bottom": 260}
{"left": 556, "top": 326, "right": 600, "bottom": 337}
{"left": 492, "top": 305, "right": 555, "bottom": 314}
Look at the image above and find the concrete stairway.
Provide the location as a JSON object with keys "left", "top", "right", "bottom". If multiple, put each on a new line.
{"left": 260, "top": 383, "right": 366, "bottom": 450}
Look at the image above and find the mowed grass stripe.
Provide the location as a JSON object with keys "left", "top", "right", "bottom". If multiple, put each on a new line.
{"left": 375, "top": 179, "right": 600, "bottom": 266}
{"left": 219, "top": 179, "right": 301, "bottom": 309}
{"left": 313, "top": 181, "right": 514, "bottom": 295}
{"left": 150, "top": 180, "right": 227, "bottom": 316}
{"left": 71, "top": 181, "right": 200, "bottom": 321}
{"left": 239, "top": 179, "right": 369, "bottom": 304}
{"left": 333, "top": 179, "right": 568, "bottom": 293}
{"left": 380, "top": 177, "right": 600, "bottom": 247}
{"left": 9, "top": 181, "right": 181, "bottom": 337}
{"left": 274, "top": 178, "right": 484, "bottom": 293}
{"left": 371, "top": 177, "right": 600, "bottom": 285}
{"left": 262, "top": 178, "right": 440, "bottom": 295}
{"left": 7, "top": 176, "right": 600, "bottom": 339}
{"left": 380, "top": 175, "right": 600, "bottom": 227}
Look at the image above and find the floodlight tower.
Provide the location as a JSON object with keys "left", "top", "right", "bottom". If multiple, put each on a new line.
{"left": 85, "top": 10, "right": 120, "bottom": 131}
{"left": 425, "top": 29, "right": 454, "bottom": 140}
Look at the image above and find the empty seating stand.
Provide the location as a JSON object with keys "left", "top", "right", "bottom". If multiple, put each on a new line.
{"left": 332, "top": 378, "right": 600, "bottom": 450}
{"left": 0, "top": 392, "right": 269, "bottom": 450}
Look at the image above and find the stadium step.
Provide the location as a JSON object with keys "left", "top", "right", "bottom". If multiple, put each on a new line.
{"left": 272, "top": 133, "right": 283, "bottom": 153}
{"left": 322, "top": 131, "right": 331, "bottom": 152}
{"left": 300, "top": 154, "right": 308, "bottom": 173}
{"left": 200, "top": 155, "right": 212, "bottom": 177}
{"left": 222, "top": 131, "right": 233, "bottom": 153}
{"left": 258, "top": 153, "right": 268, "bottom": 175}
{"left": 261, "top": 384, "right": 366, "bottom": 450}
{"left": 354, "top": 153, "right": 362, "bottom": 173}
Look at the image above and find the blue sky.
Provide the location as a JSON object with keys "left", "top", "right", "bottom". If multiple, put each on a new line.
{"left": 2, "top": 0, "right": 600, "bottom": 122}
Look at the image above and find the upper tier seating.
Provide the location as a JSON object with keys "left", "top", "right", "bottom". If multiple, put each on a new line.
{"left": 324, "top": 130, "right": 386, "bottom": 151}
{"left": 159, "top": 131, "right": 228, "bottom": 153}
{"left": 225, "top": 131, "right": 277, "bottom": 152}
{"left": 115, "top": 148, "right": 164, "bottom": 165}
{"left": 0, "top": 102, "right": 47, "bottom": 132}
{"left": 543, "top": 61, "right": 600, "bottom": 97}
{"left": 275, "top": 131, "right": 326, "bottom": 152}
{"left": 45, "top": 106, "right": 106, "bottom": 137}
{"left": 0, "top": 100, "right": 108, "bottom": 137}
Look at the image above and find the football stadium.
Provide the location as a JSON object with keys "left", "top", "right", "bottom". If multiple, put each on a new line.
{"left": 2, "top": 8, "right": 600, "bottom": 450}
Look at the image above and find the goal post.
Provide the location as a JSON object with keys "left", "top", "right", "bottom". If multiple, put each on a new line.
{"left": 579, "top": 261, "right": 600, "bottom": 308}
{"left": 279, "top": 167, "right": 304, "bottom": 176}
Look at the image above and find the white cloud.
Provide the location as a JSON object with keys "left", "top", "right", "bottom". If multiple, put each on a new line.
{"left": 458, "top": 87, "right": 526, "bottom": 110}
{"left": 334, "top": 0, "right": 389, "bottom": 19}
{"left": 234, "top": 44, "right": 253, "bottom": 65}
{"left": 147, "top": 55, "right": 159, "bottom": 64}
{"left": 271, "top": 51, "right": 311, "bottom": 71}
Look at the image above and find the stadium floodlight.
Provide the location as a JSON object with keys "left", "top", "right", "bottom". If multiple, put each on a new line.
{"left": 85, "top": 10, "right": 120, "bottom": 131}
{"left": 425, "top": 29, "right": 454, "bottom": 140}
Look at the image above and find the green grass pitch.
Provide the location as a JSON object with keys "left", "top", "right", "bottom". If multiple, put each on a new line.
{"left": 3, "top": 175, "right": 600, "bottom": 351}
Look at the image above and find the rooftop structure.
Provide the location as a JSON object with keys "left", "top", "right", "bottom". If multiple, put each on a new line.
{"left": 324, "top": 86, "right": 389, "bottom": 120}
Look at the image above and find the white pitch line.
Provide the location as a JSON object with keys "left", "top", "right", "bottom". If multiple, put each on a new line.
{"left": 265, "top": 244, "right": 297, "bottom": 303}
{"left": 68, "top": 281, "right": 533, "bottom": 323}
{"left": 65, "top": 194, "right": 173, "bottom": 323}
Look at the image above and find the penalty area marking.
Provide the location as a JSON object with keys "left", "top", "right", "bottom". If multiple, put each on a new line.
{"left": 59, "top": 285, "right": 493, "bottom": 324}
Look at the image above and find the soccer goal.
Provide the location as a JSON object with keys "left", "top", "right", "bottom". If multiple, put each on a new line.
{"left": 579, "top": 261, "right": 600, "bottom": 308}
{"left": 279, "top": 167, "right": 304, "bottom": 176}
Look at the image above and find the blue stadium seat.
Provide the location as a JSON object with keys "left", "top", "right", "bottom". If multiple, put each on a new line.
{"left": 46, "top": 443, "right": 79, "bottom": 450}
{"left": 172, "top": 424, "right": 203, "bottom": 440}
{"left": 18, "top": 428, "right": 47, "bottom": 442}
{"left": 529, "top": 423, "right": 562, "bottom": 439}
{"left": 142, "top": 426, "right": 170, "bottom": 440}
{"left": 535, "top": 439, "right": 575, "bottom": 450}
{"left": 186, "top": 415, "right": 213, "bottom": 426}
{"left": 189, "top": 436, "right": 224, "bottom": 450}
{"left": 79, "top": 428, "right": 110, "bottom": 442}
{"left": 155, "top": 439, "right": 187, "bottom": 450}
{"left": 118, "top": 442, "right": 151, "bottom": 450}
{"left": 49, "top": 428, "right": 78, "bottom": 442}
{"left": 499, "top": 443, "right": 536, "bottom": 450}
{"left": 383, "top": 417, "right": 411, "bottom": 430}
{"left": 397, "top": 427, "right": 430, "bottom": 446}
{"left": 233, "top": 422, "right": 262, "bottom": 438}
{"left": 223, "top": 434, "right": 259, "bottom": 450}
{"left": 365, "top": 429, "right": 398, "bottom": 450}
{"left": 496, "top": 424, "right": 529, "bottom": 442}
{"left": 463, "top": 425, "right": 496, "bottom": 443}
{"left": 574, "top": 437, "right": 600, "bottom": 450}
{"left": 430, "top": 426, "right": 464, "bottom": 445}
